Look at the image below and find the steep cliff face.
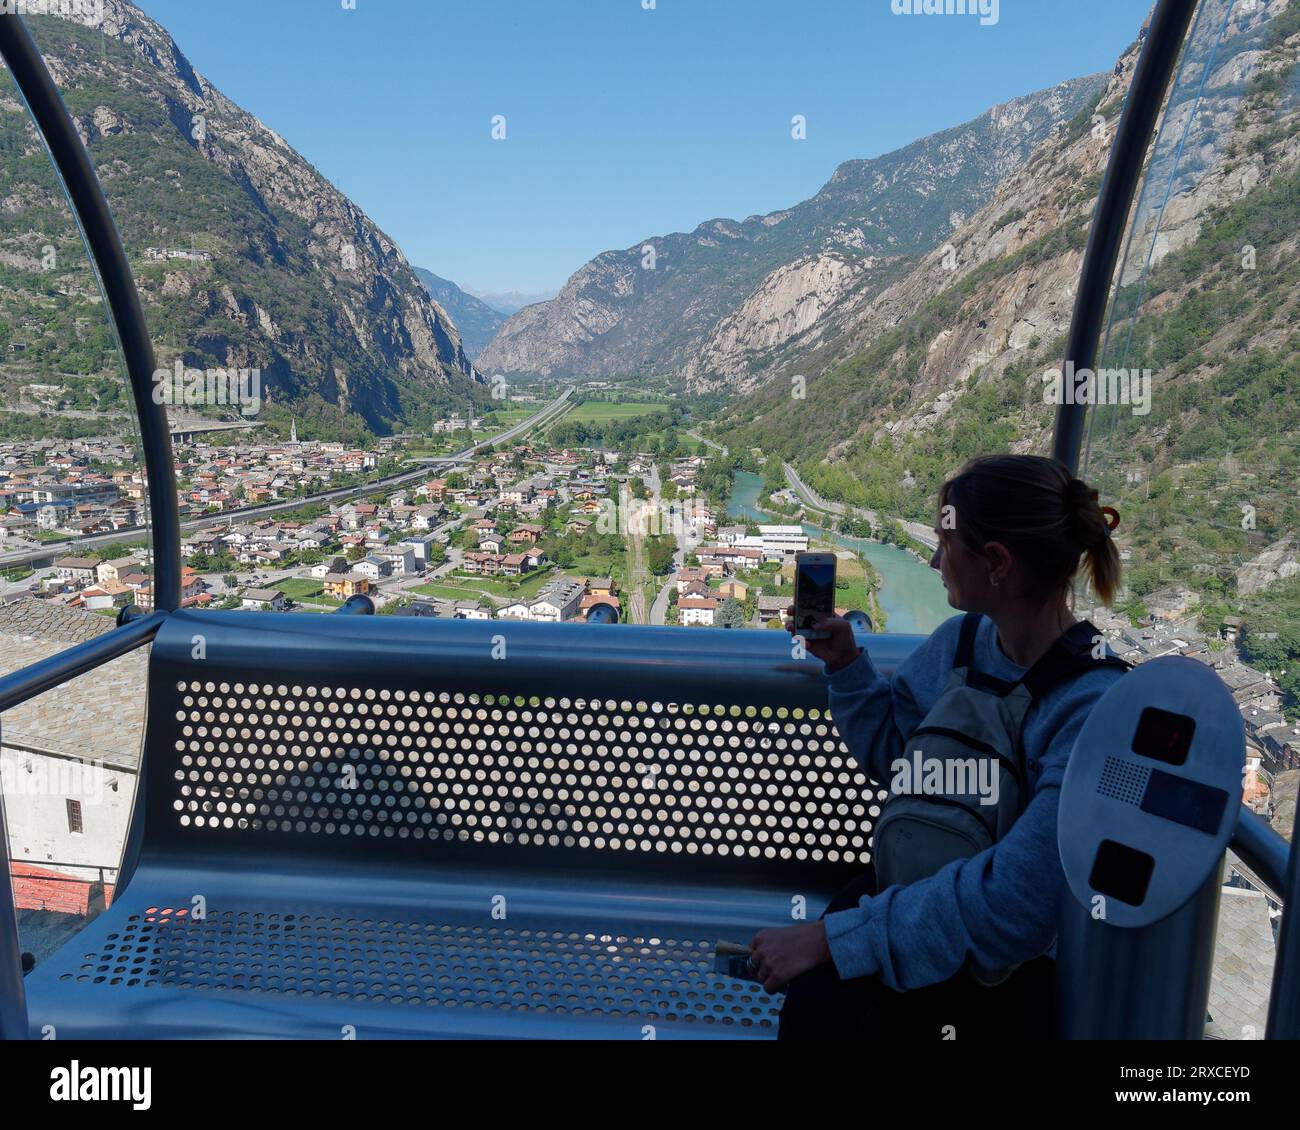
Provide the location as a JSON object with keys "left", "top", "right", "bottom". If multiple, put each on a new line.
{"left": 478, "top": 75, "right": 1107, "bottom": 380}
{"left": 413, "top": 269, "right": 505, "bottom": 360}
{"left": 0, "top": 0, "right": 482, "bottom": 435}
{"left": 683, "top": 252, "right": 883, "bottom": 387}
{"left": 720, "top": 0, "right": 1300, "bottom": 611}
{"left": 713, "top": 31, "right": 1143, "bottom": 476}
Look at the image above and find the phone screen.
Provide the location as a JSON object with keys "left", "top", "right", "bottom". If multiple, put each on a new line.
{"left": 795, "top": 558, "right": 836, "bottom": 630}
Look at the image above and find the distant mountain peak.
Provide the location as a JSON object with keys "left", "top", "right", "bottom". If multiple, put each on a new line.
{"left": 477, "top": 72, "right": 1106, "bottom": 379}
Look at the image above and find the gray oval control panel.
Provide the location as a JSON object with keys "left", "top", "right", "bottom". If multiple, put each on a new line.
{"left": 1058, "top": 656, "right": 1243, "bottom": 928}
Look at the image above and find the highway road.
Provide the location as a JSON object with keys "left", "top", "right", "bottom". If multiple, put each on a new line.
{"left": 782, "top": 462, "right": 938, "bottom": 552}
{"left": 0, "top": 389, "right": 574, "bottom": 571}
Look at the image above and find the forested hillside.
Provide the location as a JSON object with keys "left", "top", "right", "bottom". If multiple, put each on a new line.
{"left": 0, "top": 1, "right": 485, "bottom": 441}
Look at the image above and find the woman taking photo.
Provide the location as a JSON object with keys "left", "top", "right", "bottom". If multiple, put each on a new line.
{"left": 753, "top": 454, "right": 1128, "bottom": 1040}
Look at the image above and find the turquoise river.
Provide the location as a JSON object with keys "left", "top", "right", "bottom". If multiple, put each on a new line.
{"left": 726, "top": 470, "right": 953, "bottom": 635}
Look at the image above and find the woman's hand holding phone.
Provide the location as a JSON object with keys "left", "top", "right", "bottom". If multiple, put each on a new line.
{"left": 785, "top": 607, "right": 862, "bottom": 674}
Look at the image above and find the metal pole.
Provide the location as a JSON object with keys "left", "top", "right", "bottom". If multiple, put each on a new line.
{"left": 0, "top": 776, "right": 28, "bottom": 1041}
{"left": 1057, "top": 868, "right": 1221, "bottom": 1039}
{"left": 1052, "top": 0, "right": 1198, "bottom": 473}
{"left": 0, "top": 612, "right": 164, "bottom": 715}
{"left": 0, "top": 16, "right": 181, "bottom": 610}
{"left": 1232, "top": 806, "right": 1291, "bottom": 902}
{"left": 1266, "top": 831, "right": 1300, "bottom": 1039}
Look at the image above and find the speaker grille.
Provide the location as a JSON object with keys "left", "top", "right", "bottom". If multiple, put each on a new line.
{"left": 1097, "top": 756, "right": 1150, "bottom": 806}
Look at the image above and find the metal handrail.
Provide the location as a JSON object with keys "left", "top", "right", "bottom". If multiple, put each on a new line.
{"left": 334, "top": 594, "right": 377, "bottom": 615}
{"left": 0, "top": 610, "right": 164, "bottom": 1041}
{"left": 147, "top": 608, "right": 919, "bottom": 709}
{"left": 1268, "top": 823, "right": 1300, "bottom": 1038}
{"left": 0, "top": 16, "right": 181, "bottom": 610}
{"left": 0, "top": 612, "right": 165, "bottom": 715}
{"left": 0, "top": 608, "right": 164, "bottom": 1043}
{"left": 0, "top": 789, "right": 23, "bottom": 1040}
{"left": 1230, "top": 807, "right": 1290, "bottom": 904}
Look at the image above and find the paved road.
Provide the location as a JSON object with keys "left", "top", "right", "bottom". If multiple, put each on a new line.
{"left": 782, "top": 462, "right": 938, "bottom": 552}
{"left": 625, "top": 468, "right": 653, "bottom": 626}
{"left": 688, "top": 431, "right": 729, "bottom": 457}
{"left": 648, "top": 465, "right": 695, "bottom": 626}
{"left": 0, "top": 389, "right": 574, "bottom": 571}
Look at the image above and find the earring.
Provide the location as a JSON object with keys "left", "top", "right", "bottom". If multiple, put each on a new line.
{"left": 990, "top": 576, "right": 1000, "bottom": 588}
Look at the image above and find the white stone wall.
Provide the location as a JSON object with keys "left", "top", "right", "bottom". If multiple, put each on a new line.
{"left": 1, "top": 745, "right": 133, "bottom": 884}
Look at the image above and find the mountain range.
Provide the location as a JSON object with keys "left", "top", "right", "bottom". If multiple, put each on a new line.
{"left": 476, "top": 0, "right": 1300, "bottom": 638}
{"left": 0, "top": 0, "right": 483, "bottom": 441}
{"left": 477, "top": 74, "right": 1108, "bottom": 381}
{"left": 465, "top": 287, "right": 560, "bottom": 317}
{"left": 715, "top": 2, "right": 1300, "bottom": 628}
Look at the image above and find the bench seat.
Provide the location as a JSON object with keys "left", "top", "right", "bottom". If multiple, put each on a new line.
{"left": 25, "top": 858, "right": 801, "bottom": 1039}
{"left": 20, "top": 612, "right": 918, "bottom": 1039}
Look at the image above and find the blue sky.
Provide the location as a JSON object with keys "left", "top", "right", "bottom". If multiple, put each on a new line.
{"left": 135, "top": 0, "right": 1149, "bottom": 295}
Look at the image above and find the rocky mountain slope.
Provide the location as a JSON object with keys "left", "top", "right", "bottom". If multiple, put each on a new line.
{"left": 0, "top": 0, "right": 483, "bottom": 438}
{"left": 478, "top": 75, "right": 1107, "bottom": 380}
{"left": 718, "top": 0, "right": 1300, "bottom": 626}
{"left": 413, "top": 268, "right": 504, "bottom": 360}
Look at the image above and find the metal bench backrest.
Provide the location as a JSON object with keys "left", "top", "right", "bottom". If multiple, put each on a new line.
{"left": 140, "top": 611, "right": 923, "bottom": 891}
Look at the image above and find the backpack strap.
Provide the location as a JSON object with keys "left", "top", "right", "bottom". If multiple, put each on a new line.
{"left": 953, "top": 612, "right": 982, "bottom": 671}
{"left": 953, "top": 612, "right": 1019, "bottom": 694}
{"left": 1021, "top": 620, "right": 1131, "bottom": 700}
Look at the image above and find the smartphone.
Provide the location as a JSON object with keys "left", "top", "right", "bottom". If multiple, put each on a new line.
{"left": 714, "top": 941, "right": 762, "bottom": 984}
{"left": 794, "top": 551, "right": 837, "bottom": 640}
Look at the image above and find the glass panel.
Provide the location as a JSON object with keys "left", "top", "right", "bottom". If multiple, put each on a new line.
{"left": 1, "top": 650, "right": 146, "bottom": 966}
{"left": 0, "top": 10, "right": 152, "bottom": 971}
{"left": 0, "top": 18, "right": 152, "bottom": 610}
{"left": 1083, "top": 0, "right": 1299, "bottom": 1039}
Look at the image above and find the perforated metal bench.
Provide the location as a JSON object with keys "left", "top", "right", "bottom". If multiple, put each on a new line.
{"left": 21, "top": 611, "right": 920, "bottom": 1039}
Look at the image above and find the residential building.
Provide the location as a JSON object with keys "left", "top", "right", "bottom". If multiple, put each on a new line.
{"left": 679, "top": 597, "right": 719, "bottom": 627}
{"left": 323, "top": 574, "right": 372, "bottom": 600}
{"left": 242, "top": 588, "right": 290, "bottom": 612}
{"left": 53, "top": 557, "right": 98, "bottom": 588}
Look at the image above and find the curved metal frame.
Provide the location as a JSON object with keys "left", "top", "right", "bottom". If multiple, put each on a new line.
{"left": 0, "top": 15, "right": 180, "bottom": 610}
{"left": 1052, "top": 0, "right": 1298, "bottom": 1039}
{"left": 1052, "top": 0, "right": 1198, "bottom": 471}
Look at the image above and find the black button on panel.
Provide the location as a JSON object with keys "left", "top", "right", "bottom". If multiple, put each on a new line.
{"left": 1089, "top": 839, "right": 1155, "bottom": 907}
{"left": 1131, "top": 706, "right": 1196, "bottom": 766}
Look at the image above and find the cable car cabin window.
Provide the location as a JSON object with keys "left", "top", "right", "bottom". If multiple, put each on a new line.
{"left": 1079, "top": 0, "right": 1299, "bottom": 1039}
{"left": 0, "top": 21, "right": 154, "bottom": 967}
{"left": 0, "top": 0, "right": 1293, "bottom": 1043}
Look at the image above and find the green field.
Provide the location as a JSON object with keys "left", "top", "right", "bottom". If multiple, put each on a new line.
{"left": 401, "top": 407, "right": 538, "bottom": 454}
{"left": 570, "top": 552, "right": 624, "bottom": 582}
{"left": 275, "top": 578, "right": 343, "bottom": 608}
{"left": 565, "top": 401, "right": 666, "bottom": 423}
{"left": 277, "top": 578, "right": 325, "bottom": 600}
{"left": 827, "top": 553, "right": 886, "bottom": 629}
{"left": 413, "top": 567, "right": 556, "bottom": 602}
